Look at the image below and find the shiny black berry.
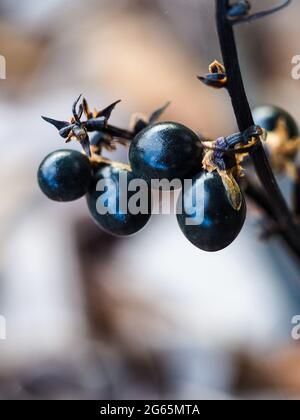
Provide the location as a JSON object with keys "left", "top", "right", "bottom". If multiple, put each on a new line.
{"left": 177, "top": 171, "right": 246, "bottom": 252}
{"left": 253, "top": 105, "right": 299, "bottom": 139}
{"left": 129, "top": 122, "right": 203, "bottom": 183}
{"left": 38, "top": 150, "right": 92, "bottom": 202}
{"left": 86, "top": 165, "right": 151, "bottom": 236}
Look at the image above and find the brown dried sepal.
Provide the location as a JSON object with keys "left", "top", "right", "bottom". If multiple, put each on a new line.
{"left": 218, "top": 168, "right": 243, "bottom": 211}
{"left": 198, "top": 60, "right": 227, "bottom": 89}
{"left": 202, "top": 144, "right": 242, "bottom": 211}
{"left": 266, "top": 118, "right": 300, "bottom": 179}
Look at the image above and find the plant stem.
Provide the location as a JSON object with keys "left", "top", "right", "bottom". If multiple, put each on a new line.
{"left": 215, "top": 0, "right": 300, "bottom": 257}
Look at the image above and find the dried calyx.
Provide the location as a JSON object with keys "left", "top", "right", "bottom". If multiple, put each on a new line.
{"left": 42, "top": 96, "right": 170, "bottom": 165}
{"left": 41, "top": 96, "right": 172, "bottom": 175}
{"left": 42, "top": 95, "right": 128, "bottom": 158}
{"left": 198, "top": 60, "right": 227, "bottom": 89}
{"left": 202, "top": 125, "right": 266, "bottom": 210}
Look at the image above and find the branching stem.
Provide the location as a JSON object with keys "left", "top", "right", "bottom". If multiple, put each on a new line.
{"left": 216, "top": 0, "right": 300, "bottom": 257}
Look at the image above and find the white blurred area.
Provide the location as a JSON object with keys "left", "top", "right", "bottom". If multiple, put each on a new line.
{"left": 0, "top": 0, "right": 300, "bottom": 399}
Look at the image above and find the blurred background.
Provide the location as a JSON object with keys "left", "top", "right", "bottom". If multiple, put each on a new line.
{"left": 0, "top": 0, "right": 300, "bottom": 400}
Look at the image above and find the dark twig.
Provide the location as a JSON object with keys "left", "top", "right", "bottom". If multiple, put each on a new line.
{"left": 215, "top": 0, "right": 300, "bottom": 258}
{"left": 243, "top": 177, "right": 300, "bottom": 257}
{"left": 293, "top": 170, "right": 300, "bottom": 217}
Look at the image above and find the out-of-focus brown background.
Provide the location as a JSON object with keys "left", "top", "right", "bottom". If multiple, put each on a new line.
{"left": 0, "top": 0, "right": 300, "bottom": 399}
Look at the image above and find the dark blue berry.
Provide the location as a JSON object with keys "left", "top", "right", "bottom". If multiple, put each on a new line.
{"left": 253, "top": 105, "right": 299, "bottom": 139}
{"left": 177, "top": 171, "right": 246, "bottom": 252}
{"left": 38, "top": 149, "right": 92, "bottom": 202}
{"left": 86, "top": 165, "right": 151, "bottom": 236}
{"left": 129, "top": 122, "right": 203, "bottom": 184}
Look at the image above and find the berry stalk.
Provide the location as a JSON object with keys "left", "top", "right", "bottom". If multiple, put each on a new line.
{"left": 215, "top": 0, "right": 300, "bottom": 258}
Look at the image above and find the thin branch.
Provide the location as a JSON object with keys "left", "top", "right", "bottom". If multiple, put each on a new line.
{"left": 229, "top": 0, "right": 292, "bottom": 25}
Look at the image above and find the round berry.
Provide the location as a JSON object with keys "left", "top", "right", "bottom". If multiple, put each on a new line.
{"left": 38, "top": 150, "right": 92, "bottom": 202}
{"left": 86, "top": 165, "right": 151, "bottom": 236}
{"left": 253, "top": 105, "right": 299, "bottom": 139}
{"left": 177, "top": 171, "right": 246, "bottom": 252}
{"left": 129, "top": 122, "right": 203, "bottom": 183}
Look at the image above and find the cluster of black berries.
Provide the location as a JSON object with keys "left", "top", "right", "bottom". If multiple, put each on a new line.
{"left": 38, "top": 97, "right": 299, "bottom": 252}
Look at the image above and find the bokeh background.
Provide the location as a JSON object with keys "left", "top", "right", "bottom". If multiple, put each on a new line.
{"left": 0, "top": 0, "right": 300, "bottom": 399}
